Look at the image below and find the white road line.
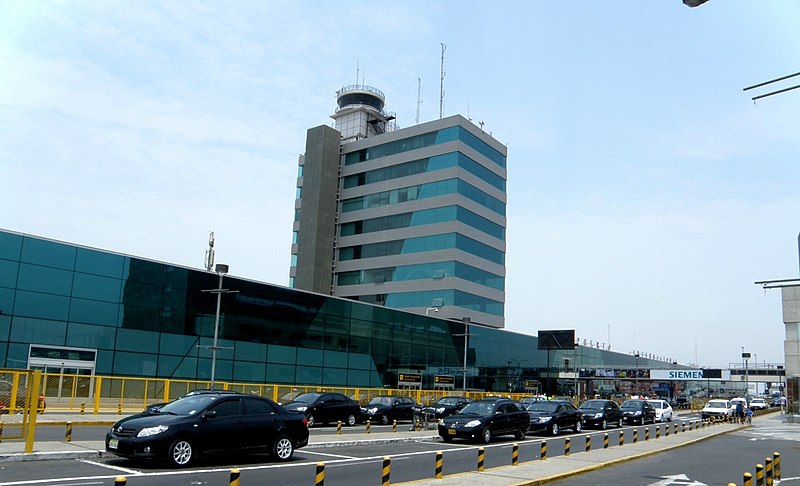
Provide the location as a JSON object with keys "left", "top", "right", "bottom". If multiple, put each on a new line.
{"left": 77, "top": 459, "right": 142, "bottom": 475}
{"left": 301, "top": 450, "right": 357, "bottom": 459}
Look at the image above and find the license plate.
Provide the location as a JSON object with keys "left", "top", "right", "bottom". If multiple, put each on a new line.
{"left": 108, "top": 439, "right": 119, "bottom": 449}
{"left": 447, "top": 429, "right": 456, "bottom": 435}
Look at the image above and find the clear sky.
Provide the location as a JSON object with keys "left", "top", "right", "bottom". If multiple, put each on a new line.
{"left": 2, "top": 1, "right": 799, "bottom": 368}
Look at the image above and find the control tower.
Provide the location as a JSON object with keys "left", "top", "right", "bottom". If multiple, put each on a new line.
{"left": 332, "top": 84, "right": 396, "bottom": 142}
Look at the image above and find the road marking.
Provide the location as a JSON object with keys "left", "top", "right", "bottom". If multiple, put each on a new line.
{"left": 77, "top": 460, "right": 141, "bottom": 475}
{"left": 647, "top": 473, "right": 706, "bottom": 485}
{"left": 301, "top": 450, "right": 357, "bottom": 459}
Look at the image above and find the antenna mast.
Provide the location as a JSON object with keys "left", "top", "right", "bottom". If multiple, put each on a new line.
{"left": 204, "top": 231, "right": 215, "bottom": 271}
{"left": 439, "top": 43, "right": 446, "bottom": 119}
{"left": 416, "top": 77, "right": 422, "bottom": 124}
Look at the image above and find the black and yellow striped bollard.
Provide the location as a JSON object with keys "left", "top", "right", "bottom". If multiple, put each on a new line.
{"left": 366, "top": 419, "right": 371, "bottom": 434}
{"left": 773, "top": 452, "right": 781, "bottom": 480}
{"left": 765, "top": 457, "right": 773, "bottom": 485}
{"left": 540, "top": 440, "right": 547, "bottom": 460}
{"left": 633, "top": 429, "right": 638, "bottom": 444}
{"left": 392, "top": 420, "right": 397, "bottom": 433}
{"left": 80, "top": 402, "right": 85, "bottom": 415}
{"left": 337, "top": 420, "right": 342, "bottom": 435}
{"left": 645, "top": 427, "right": 650, "bottom": 441}
{"left": 477, "top": 447, "right": 485, "bottom": 471}
{"left": 665, "top": 423, "right": 670, "bottom": 436}
{"left": 117, "top": 402, "right": 122, "bottom": 415}
{"left": 65, "top": 421, "right": 73, "bottom": 442}
{"left": 564, "top": 437, "right": 570, "bottom": 455}
{"left": 743, "top": 472, "right": 753, "bottom": 486}
{"left": 681, "top": 422, "right": 686, "bottom": 433}
{"left": 382, "top": 456, "right": 391, "bottom": 486}
{"left": 435, "top": 451, "right": 443, "bottom": 479}
{"left": 512, "top": 443, "right": 518, "bottom": 466}
{"left": 655, "top": 425, "right": 660, "bottom": 439}
{"left": 114, "top": 477, "right": 127, "bottom": 486}
{"left": 619, "top": 430, "right": 624, "bottom": 446}
{"left": 603, "top": 433, "right": 609, "bottom": 449}
{"left": 755, "top": 463, "right": 764, "bottom": 485}
{"left": 315, "top": 462, "right": 325, "bottom": 486}
{"left": 229, "top": 468, "right": 240, "bottom": 486}
{"left": 585, "top": 434, "right": 591, "bottom": 452}
{"left": 674, "top": 422, "right": 678, "bottom": 434}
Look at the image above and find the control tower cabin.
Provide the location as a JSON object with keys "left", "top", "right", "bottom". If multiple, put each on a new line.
{"left": 291, "top": 85, "right": 508, "bottom": 328}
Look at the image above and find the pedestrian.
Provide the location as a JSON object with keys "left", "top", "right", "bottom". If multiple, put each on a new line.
{"left": 735, "top": 401, "right": 744, "bottom": 423}
{"left": 745, "top": 407, "right": 753, "bottom": 425}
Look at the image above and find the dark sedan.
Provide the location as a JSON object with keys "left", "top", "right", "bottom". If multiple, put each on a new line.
{"left": 361, "top": 396, "right": 418, "bottom": 424}
{"left": 438, "top": 397, "right": 529, "bottom": 444}
{"left": 620, "top": 399, "right": 656, "bottom": 425}
{"left": 105, "top": 392, "right": 308, "bottom": 467}
{"left": 579, "top": 399, "right": 623, "bottom": 429}
{"left": 526, "top": 400, "right": 582, "bottom": 435}
{"left": 284, "top": 392, "right": 361, "bottom": 427}
{"left": 416, "top": 396, "right": 473, "bottom": 421}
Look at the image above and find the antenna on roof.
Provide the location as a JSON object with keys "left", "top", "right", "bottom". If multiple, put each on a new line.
{"left": 416, "top": 77, "right": 422, "bottom": 124}
{"left": 439, "top": 43, "right": 446, "bottom": 119}
{"left": 204, "top": 231, "right": 215, "bottom": 271}
{"left": 355, "top": 60, "right": 359, "bottom": 85}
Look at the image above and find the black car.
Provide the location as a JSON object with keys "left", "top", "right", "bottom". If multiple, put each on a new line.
{"left": 526, "top": 400, "right": 583, "bottom": 435}
{"left": 284, "top": 392, "right": 361, "bottom": 427}
{"left": 438, "top": 397, "right": 530, "bottom": 444}
{"left": 620, "top": 399, "right": 656, "bottom": 425}
{"left": 361, "top": 396, "right": 418, "bottom": 425}
{"left": 416, "top": 396, "right": 473, "bottom": 421}
{"left": 105, "top": 392, "right": 309, "bottom": 467}
{"left": 143, "top": 389, "right": 240, "bottom": 414}
{"left": 578, "top": 399, "right": 623, "bottom": 430}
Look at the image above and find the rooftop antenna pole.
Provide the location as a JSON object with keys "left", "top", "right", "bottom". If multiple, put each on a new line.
{"left": 204, "top": 231, "right": 215, "bottom": 271}
{"left": 439, "top": 43, "right": 446, "bottom": 119}
{"left": 416, "top": 77, "right": 422, "bottom": 124}
{"left": 356, "top": 60, "right": 359, "bottom": 85}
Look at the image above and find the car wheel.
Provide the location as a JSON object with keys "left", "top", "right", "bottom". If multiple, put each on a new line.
{"left": 272, "top": 435, "right": 294, "bottom": 461}
{"left": 600, "top": 419, "right": 607, "bottom": 430}
{"left": 575, "top": 420, "right": 582, "bottom": 433}
{"left": 346, "top": 414, "right": 357, "bottom": 426}
{"left": 380, "top": 414, "right": 390, "bottom": 425}
{"left": 481, "top": 427, "right": 492, "bottom": 444}
{"left": 550, "top": 423, "right": 559, "bottom": 436}
{"left": 167, "top": 438, "right": 194, "bottom": 467}
{"left": 306, "top": 414, "right": 316, "bottom": 427}
{"left": 515, "top": 426, "right": 526, "bottom": 440}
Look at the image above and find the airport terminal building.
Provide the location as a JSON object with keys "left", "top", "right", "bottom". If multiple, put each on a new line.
{"left": 0, "top": 228, "right": 668, "bottom": 394}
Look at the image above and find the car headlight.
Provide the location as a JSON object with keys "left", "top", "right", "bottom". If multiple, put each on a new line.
{"left": 295, "top": 406, "right": 307, "bottom": 412}
{"left": 634, "top": 411, "right": 642, "bottom": 415}
{"left": 465, "top": 420, "right": 481, "bottom": 428}
{"left": 594, "top": 413, "right": 603, "bottom": 418}
{"left": 537, "top": 417, "right": 552, "bottom": 423}
{"left": 436, "top": 407, "right": 445, "bottom": 413}
{"left": 136, "top": 425, "right": 169, "bottom": 437}
{"left": 368, "top": 407, "right": 378, "bottom": 414}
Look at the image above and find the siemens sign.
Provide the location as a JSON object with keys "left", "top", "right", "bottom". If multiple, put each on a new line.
{"left": 650, "top": 369, "right": 730, "bottom": 380}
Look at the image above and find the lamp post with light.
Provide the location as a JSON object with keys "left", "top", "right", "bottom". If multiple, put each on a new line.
{"left": 202, "top": 264, "right": 238, "bottom": 390}
{"left": 742, "top": 351, "right": 751, "bottom": 399}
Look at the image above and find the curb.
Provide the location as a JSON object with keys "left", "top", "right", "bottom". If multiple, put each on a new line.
{"left": 308, "top": 434, "right": 440, "bottom": 449}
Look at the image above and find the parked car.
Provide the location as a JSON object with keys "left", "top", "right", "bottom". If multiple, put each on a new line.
{"left": 520, "top": 396, "right": 547, "bottom": 406}
{"left": 700, "top": 399, "right": 734, "bottom": 420}
{"left": 748, "top": 398, "right": 768, "bottom": 411}
{"left": 105, "top": 392, "right": 309, "bottom": 467}
{"left": 620, "top": 399, "right": 656, "bottom": 425}
{"left": 647, "top": 399, "right": 673, "bottom": 422}
{"left": 670, "top": 395, "right": 689, "bottom": 410}
{"left": 770, "top": 397, "right": 787, "bottom": 408}
{"left": 284, "top": 392, "right": 361, "bottom": 427}
{"left": 527, "top": 399, "right": 583, "bottom": 435}
{"left": 416, "top": 396, "right": 473, "bottom": 421}
{"left": 0, "top": 379, "right": 46, "bottom": 414}
{"left": 578, "top": 399, "right": 622, "bottom": 430}
{"left": 438, "top": 397, "right": 530, "bottom": 444}
{"left": 361, "top": 396, "right": 418, "bottom": 424}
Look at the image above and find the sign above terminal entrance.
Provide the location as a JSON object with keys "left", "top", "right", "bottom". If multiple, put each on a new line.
{"left": 650, "top": 369, "right": 731, "bottom": 380}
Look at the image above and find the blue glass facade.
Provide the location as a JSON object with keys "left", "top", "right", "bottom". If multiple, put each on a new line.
{"left": 338, "top": 233, "right": 505, "bottom": 266}
{"left": 340, "top": 206, "right": 504, "bottom": 240}
{"left": 337, "top": 261, "right": 504, "bottom": 291}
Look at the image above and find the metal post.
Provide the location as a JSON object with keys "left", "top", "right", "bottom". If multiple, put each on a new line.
{"left": 210, "top": 270, "right": 224, "bottom": 390}
{"left": 315, "top": 463, "right": 325, "bottom": 486}
{"left": 382, "top": 456, "right": 391, "bottom": 485}
{"left": 435, "top": 451, "right": 443, "bottom": 478}
{"left": 462, "top": 318, "right": 470, "bottom": 391}
{"left": 229, "top": 468, "right": 240, "bottom": 486}
{"left": 477, "top": 447, "right": 485, "bottom": 471}
{"left": 512, "top": 443, "right": 519, "bottom": 465}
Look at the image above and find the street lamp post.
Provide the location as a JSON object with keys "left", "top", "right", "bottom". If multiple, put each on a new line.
{"left": 425, "top": 307, "right": 439, "bottom": 316}
{"left": 635, "top": 352, "right": 640, "bottom": 396}
{"left": 742, "top": 351, "right": 751, "bottom": 399}
{"left": 202, "top": 264, "right": 238, "bottom": 390}
{"left": 452, "top": 317, "right": 472, "bottom": 391}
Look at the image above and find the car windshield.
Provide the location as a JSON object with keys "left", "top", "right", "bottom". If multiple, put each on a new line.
{"left": 706, "top": 401, "right": 727, "bottom": 409}
{"left": 647, "top": 401, "right": 663, "bottom": 408}
{"left": 621, "top": 401, "right": 642, "bottom": 410}
{"left": 751, "top": 399, "right": 765, "bottom": 403}
{"left": 368, "top": 397, "right": 393, "bottom": 406}
{"left": 579, "top": 400, "right": 606, "bottom": 411}
{"left": 437, "top": 397, "right": 462, "bottom": 406}
{"left": 293, "top": 393, "right": 322, "bottom": 403}
{"left": 527, "top": 402, "right": 559, "bottom": 413}
{"left": 159, "top": 395, "right": 219, "bottom": 415}
{"left": 458, "top": 401, "right": 495, "bottom": 416}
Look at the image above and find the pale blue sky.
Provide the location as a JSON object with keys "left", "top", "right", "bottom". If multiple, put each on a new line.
{"left": 2, "top": 1, "right": 799, "bottom": 367}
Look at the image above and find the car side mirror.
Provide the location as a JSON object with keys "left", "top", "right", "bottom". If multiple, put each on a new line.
{"left": 495, "top": 410, "right": 503, "bottom": 415}
{"left": 202, "top": 410, "right": 218, "bottom": 420}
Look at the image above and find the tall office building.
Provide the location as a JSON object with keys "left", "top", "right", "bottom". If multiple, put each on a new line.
{"left": 290, "top": 85, "right": 507, "bottom": 328}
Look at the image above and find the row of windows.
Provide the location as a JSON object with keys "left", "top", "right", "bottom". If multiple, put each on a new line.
{"left": 353, "top": 289, "right": 504, "bottom": 317}
{"left": 1, "top": 260, "right": 124, "bottom": 303}
{"left": 336, "top": 261, "right": 505, "bottom": 291}
{"left": 343, "top": 152, "right": 506, "bottom": 192}
{"left": 342, "top": 178, "right": 505, "bottom": 217}
{"left": 340, "top": 206, "right": 505, "bottom": 241}
{"left": 338, "top": 233, "right": 505, "bottom": 265}
{"left": 344, "top": 126, "right": 506, "bottom": 169}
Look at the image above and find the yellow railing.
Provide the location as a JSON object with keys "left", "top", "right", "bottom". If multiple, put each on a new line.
{"left": 3, "top": 369, "right": 536, "bottom": 415}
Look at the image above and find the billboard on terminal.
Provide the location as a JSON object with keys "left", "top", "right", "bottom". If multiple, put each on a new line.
{"left": 537, "top": 330, "right": 576, "bottom": 350}
{"left": 649, "top": 369, "right": 731, "bottom": 381}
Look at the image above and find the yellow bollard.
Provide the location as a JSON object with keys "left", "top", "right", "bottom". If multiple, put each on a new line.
{"left": 435, "top": 451, "right": 443, "bottom": 478}
{"left": 315, "top": 463, "right": 325, "bottom": 486}
{"left": 743, "top": 472, "right": 753, "bottom": 486}
{"left": 540, "top": 440, "right": 547, "bottom": 460}
{"left": 773, "top": 452, "right": 781, "bottom": 480}
{"left": 229, "top": 468, "right": 240, "bottom": 486}
{"left": 512, "top": 442, "right": 518, "bottom": 466}
{"left": 674, "top": 422, "right": 678, "bottom": 434}
{"left": 681, "top": 422, "right": 686, "bottom": 433}
{"left": 65, "top": 421, "right": 73, "bottom": 443}
{"left": 756, "top": 463, "right": 764, "bottom": 485}
{"left": 117, "top": 402, "right": 122, "bottom": 415}
{"left": 337, "top": 420, "right": 342, "bottom": 435}
{"left": 392, "top": 420, "right": 397, "bottom": 433}
{"left": 477, "top": 447, "right": 485, "bottom": 471}
{"left": 366, "top": 419, "right": 371, "bottom": 434}
{"left": 382, "top": 456, "right": 391, "bottom": 485}
{"left": 656, "top": 425, "right": 660, "bottom": 439}
{"left": 765, "top": 457, "right": 773, "bottom": 486}
{"left": 585, "top": 434, "right": 591, "bottom": 452}
{"left": 633, "top": 429, "right": 638, "bottom": 444}
{"left": 80, "top": 403, "right": 85, "bottom": 415}
{"left": 645, "top": 427, "right": 650, "bottom": 441}
{"left": 114, "top": 477, "right": 127, "bottom": 486}
{"left": 619, "top": 430, "right": 624, "bottom": 446}
{"left": 603, "top": 432, "right": 609, "bottom": 449}
{"left": 665, "top": 423, "right": 670, "bottom": 436}
{"left": 564, "top": 437, "right": 571, "bottom": 455}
